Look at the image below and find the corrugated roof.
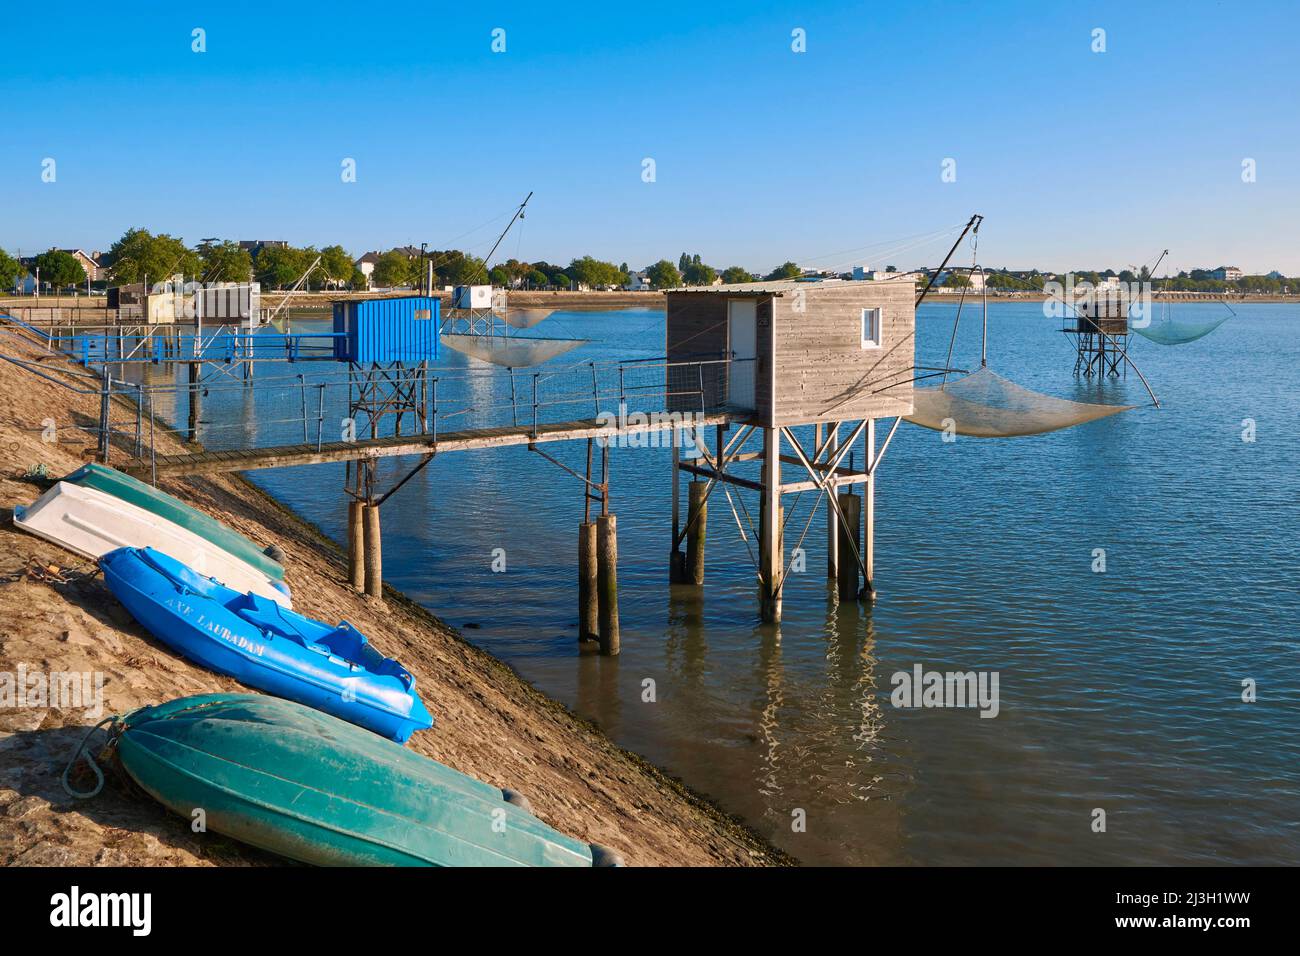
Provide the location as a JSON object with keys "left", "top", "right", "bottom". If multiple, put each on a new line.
{"left": 665, "top": 278, "right": 851, "bottom": 295}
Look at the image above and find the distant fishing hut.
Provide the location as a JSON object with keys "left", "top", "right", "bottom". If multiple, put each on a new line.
{"left": 1063, "top": 287, "right": 1130, "bottom": 377}
{"left": 664, "top": 279, "right": 916, "bottom": 621}
{"left": 331, "top": 295, "right": 441, "bottom": 600}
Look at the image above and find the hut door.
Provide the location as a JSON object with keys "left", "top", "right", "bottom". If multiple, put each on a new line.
{"left": 727, "top": 299, "right": 757, "bottom": 410}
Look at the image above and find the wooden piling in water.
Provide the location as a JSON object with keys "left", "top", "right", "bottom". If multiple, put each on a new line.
{"left": 863, "top": 419, "right": 876, "bottom": 600}
{"left": 826, "top": 424, "right": 839, "bottom": 580}
{"left": 97, "top": 371, "right": 111, "bottom": 463}
{"left": 685, "top": 480, "right": 707, "bottom": 585}
{"left": 670, "top": 429, "right": 684, "bottom": 582}
{"left": 363, "top": 503, "right": 383, "bottom": 599}
{"left": 596, "top": 514, "right": 619, "bottom": 655}
{"left": 187, "top": 363, "right": 200, "bottom": 441}
{"left": 759, "top": 427, "right": 783, "bottom": 622}
{"left": 347, "top": 500, "right": 365, "bottom": 591}
{"left": 836, "top": 491, "right": 861, "bottom": 601}
{"left": 578, "top": 521, "right": 598, "bottom": 643}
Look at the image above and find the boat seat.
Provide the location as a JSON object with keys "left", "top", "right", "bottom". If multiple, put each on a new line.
{"left": 318, "top": 622, "right": 415, "bottom": 688}
{"left": 229, "top": 592, "right": 320, "bottom": 647}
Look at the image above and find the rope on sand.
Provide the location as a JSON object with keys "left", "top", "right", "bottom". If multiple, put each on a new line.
{"left": 60, "top": 717, "right": 115, "bottom": 799}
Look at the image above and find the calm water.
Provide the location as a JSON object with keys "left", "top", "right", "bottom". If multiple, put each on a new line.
{"left": 150, "top": 301, "right": 1300, "bottom": 865}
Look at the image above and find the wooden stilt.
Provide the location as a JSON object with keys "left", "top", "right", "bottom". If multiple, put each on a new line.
{"left": 97, "top": 370, "right": 112, "bottom": 463}
{"left": 836, "top": 491, "right": 861, "bottom": 601}
{"left": 187, "top": 362, "right": 200, "bottom": 441}
{"left": 347, "top": 499, "right": 365, "bottom": 590}
{"left": 670, "top": 428, "right": 684, "bottom": 581}
{"left": 826, "top": 422, "right": 839, "bottom": 581}
{"left": 864, "top": 419, "right": 876, "bottom": 599}
{"left": 759, "top": 427, "right": 783, "bottom": 622}
{"left": 685, "top": 479, "right": 707, "bottom": 585}
{"left": 596, "top": 514, "right": 620, "bottom": 655}
{"left": 578, "top": 521, "right": 598, "bottom": 643}
{"left": 363, "top": 502, "right": 382, "bottom": 599}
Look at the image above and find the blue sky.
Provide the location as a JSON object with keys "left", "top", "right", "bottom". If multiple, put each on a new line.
{"left": 3, "top": 0, "right": 1297, "bottom": 275}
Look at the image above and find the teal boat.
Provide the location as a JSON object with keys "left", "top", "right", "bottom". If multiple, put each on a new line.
{"left": 110, "top": 694, "right": 621, "bottom": 867}
{"left": 63, "top": 463, "right": 285, "bottom": 581}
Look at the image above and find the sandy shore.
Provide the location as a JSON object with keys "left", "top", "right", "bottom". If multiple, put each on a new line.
{"left": 0, "top": 329, "right": 791, "bottom": 866}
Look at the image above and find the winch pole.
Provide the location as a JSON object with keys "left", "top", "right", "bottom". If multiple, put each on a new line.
{"left": 916, "top": 213, "right": 982, "bottom": 308}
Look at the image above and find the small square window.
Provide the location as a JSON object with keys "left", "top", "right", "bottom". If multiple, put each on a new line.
{"left": 861, "top": 308, "right": 882, "bottom": 349}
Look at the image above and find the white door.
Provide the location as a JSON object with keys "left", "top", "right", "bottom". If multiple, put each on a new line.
{"left": 727, "top": 299, "right": 757, "bottom": 410}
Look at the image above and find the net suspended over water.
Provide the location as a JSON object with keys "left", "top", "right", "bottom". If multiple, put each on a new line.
{"left": 500, "top": 308, "right": 554, "bottom": 330}
{"left": 905, "top": 367, "right": 1134, "bottom": 438}
{"left": 440, "top": 333, "right": 585, "bottom": 367}
{"left": 1131, "top": 314, "right": 1230, "bottom": 345}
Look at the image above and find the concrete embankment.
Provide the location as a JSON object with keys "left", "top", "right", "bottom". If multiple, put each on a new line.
{"left": 0, "top": 329, "right": 790, "bottom": 866}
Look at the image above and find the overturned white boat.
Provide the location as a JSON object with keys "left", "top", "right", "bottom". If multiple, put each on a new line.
{"left": 14, "top": 481, "right": 292, "bottom": 607}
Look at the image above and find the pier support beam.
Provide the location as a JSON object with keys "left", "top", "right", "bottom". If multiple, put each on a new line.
{"left": 97, "top": 371, "right": 112, "bottom": 463}
{"left": 578, "top": 521, "right": 598, "bottom": 643}
{"left": 836, "top": 491, "right": 861, "bottom": 601}
{"left": 685, "top": 480, "right": 707, "bottom": 585}
{"left": 597, "top": 514, "right": 620, "bottom": 655}
{"left": 826, "top": 423, "right": 839, "bottom": 581}
{"left": 759, "top": 427, "right": 783, "bottom": 622}
{"left": 669, "top": 429, "right": 684, "bottom": 581}
{"left": 363, "top": 503, "right": 383, "bottom": 600}
{"left": 186, "top": 363, "right": 201, "bottom": 441}
{"left": 864, "top": 419, "right": 876, "bottom": 600}
{"left": 347, "top": 500, "right": 365, "bottom": 591}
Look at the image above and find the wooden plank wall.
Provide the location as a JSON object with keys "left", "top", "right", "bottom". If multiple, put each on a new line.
{"left": 665, "top": 293, "right": 730, "bottom": 414}
{"left": 769, "top": 283, "right": 915, "bottom": 426}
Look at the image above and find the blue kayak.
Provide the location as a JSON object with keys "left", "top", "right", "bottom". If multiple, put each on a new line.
{"left": 100, "top": 547, "right": 433, "bottom": 743}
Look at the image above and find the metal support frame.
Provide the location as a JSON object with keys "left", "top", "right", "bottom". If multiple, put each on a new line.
{"left": 671, "top": 424, "right": 755, "bottom": 551}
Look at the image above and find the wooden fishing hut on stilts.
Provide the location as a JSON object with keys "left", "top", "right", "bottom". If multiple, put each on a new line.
{"left": 663, "top": 279, "right": 917, "bottom": 622}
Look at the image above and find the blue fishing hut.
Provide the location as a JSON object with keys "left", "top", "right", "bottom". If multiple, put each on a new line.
{"left": 332, "top": 296, "right": 440, "bottom": 364}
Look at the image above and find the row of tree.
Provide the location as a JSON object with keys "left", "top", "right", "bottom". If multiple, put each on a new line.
{"left": 0, "top": 249, "right": 89, "bottom": 289}
{"left": 97, "top": 231, "right": 362, "bottom": 291}
{"left": 14, "top": 230, "right": 1293, "bottom": 296}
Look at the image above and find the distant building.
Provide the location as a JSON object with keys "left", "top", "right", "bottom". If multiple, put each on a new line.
{"left": 1211, "top": 266, "right": 1243, "bottom": 281}
{"left": 854, "top": 266, "right": 925, "bottom": 285}
{"left": 625, "top": 270, "right": 652, "bottom": 292}
{"left": 355, "top": 251, "right": 382, "bottom": 285}
{"left": 12, "top": 269, "right": 36, "bottom": 294}
{"left": 13, "top": 249, "right": 102, "bottom": 290}
{"left": 58, "top": 249, "right": 103, "bottom": 282}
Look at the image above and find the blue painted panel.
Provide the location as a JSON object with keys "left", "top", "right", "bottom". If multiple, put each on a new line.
{"left": 332, "top": 296, "right": 439, "bottom": 364}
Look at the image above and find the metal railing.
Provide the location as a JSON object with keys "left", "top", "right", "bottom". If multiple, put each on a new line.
{"left": 2, "top": 309, "right": 754, "bottom": 476}
{"left": 63, "top": 329, "right": 343, "bottom": 365}
{"left": 152, "top": 354, "right": 754, "bottom": 466}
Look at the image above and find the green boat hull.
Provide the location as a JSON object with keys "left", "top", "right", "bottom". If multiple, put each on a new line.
{"left": 113, "top": 694, "right": 597, "bottom": 867}
{"left": 64, "top": 463, "right": 285, "bottom": 581}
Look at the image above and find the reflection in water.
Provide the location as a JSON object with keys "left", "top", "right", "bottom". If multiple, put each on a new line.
{"left": 136, "top": 304, "right": 1300, "bottom": 866}
{"left": 754, "top": 620, "right": 783, "bottom": 805}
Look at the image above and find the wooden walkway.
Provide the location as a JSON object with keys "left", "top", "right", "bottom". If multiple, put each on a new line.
{"left": 126, "top": 413, "right": 734, "bottom": 478}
